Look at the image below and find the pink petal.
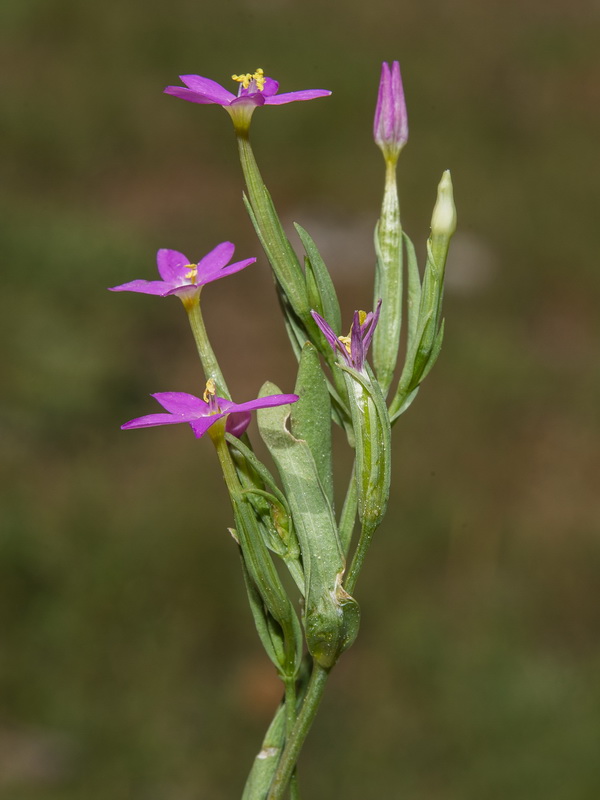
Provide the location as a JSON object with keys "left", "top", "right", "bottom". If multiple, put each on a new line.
{"left": 164, "top": 86, "right": 220, "bottom": 104}
{"left": 261, "top": 77, "right": 279, "bottom": 97}
{"left": 151, "top": 392, "right": 207, "bottom": 415}
{"left": 189, "top": 415, "right": 224, "bottom": 438}
{"left": 226, "top": 411, "right": 252, "bottom": 438}
{"left": 231, "top": 394, "right": 299, "bottom": 414}
{"left": 196, "top": 241, "right": 236, "bottom": 276}
{"left": 156, "top": 249, "right": 191, "bottom": 282}
{"left": 121, "top": 412, "right": 189, "bottom": 430}
{"left": 265, "top": 90, "right": 331, "bottom": 106}
{"left": 108, "top": 279, "right": 170, "bottom": 295}
{"left": 178, "top": 75, "right": 236, "bottom": 104}
{"left": 198, "top": 257, "right": 256, "bottom": 286}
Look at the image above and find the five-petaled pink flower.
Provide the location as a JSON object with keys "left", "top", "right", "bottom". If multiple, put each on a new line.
{"left": 109, "top": 243, "right": 255, "bottom": 301}
{"left": 122, "top": 381, "right": 299, "bottom": 440}
{"left": 164, "top": 68, "right": 331, "bottom": 131}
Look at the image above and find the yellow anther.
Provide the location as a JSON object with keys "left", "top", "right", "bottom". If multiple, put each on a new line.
{"left": 357, "top": 310, "right": 368, "bottom": 325}
{"left": 338, "top": 334, "right": 352, "bottom": 355}
{"left": 231, "top": 68, "right": 265, "bottom": 91}
{"left": 203, "top": 378, "right": 216, "bottom": 403}
{"left": 184, "top": 263, "right": 198, "bottom": 282}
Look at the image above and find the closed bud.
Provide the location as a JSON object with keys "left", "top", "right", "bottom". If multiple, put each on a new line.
{"left": 373, "top": 61, "right": 408, "bottom": 163}
{"left": 431, "top": 170, "right": 457, "bottom": 239}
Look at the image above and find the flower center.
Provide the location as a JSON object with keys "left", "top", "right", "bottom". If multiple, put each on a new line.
{"left": 231, "top": 68, "right": 265, "bottom": 93}
{"left": 184, "top": 263, "right": 198, "bottom": 282}
{"left": 337, "top": 311, "right": 368, "bottom": 355}
{"left": 203, "top": 378, "right": 220, "bottom": 413}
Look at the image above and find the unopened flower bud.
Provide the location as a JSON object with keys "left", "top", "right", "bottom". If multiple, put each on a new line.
{"left": 431, "top": 170, "right": 457, "bottom": 239}
{"left": 373, "top": 61, "right": 408, "bottom": 163}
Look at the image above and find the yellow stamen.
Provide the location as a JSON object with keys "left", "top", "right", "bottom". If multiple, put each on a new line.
{"left": 184, "top": 263, "right": 198, "bottom": 282}
{"left": 337, "top": 312, "right": 368, "bottom": 355}
{"left": 231, "top": 68, "right": 265, "bottom": 91}
{"left": 203, "top": 378, "right": 216, "bottom": 403}
{"left": 338, "top": 335, "right": 352, "bottom": 355}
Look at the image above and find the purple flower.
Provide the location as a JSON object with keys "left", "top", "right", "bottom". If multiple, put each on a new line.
{"left": 109, "top": 243, "right": 255, "bottom": 301}
{"left": 311, "top": 301, "right": 382, "bottom": 374}
{"left": 164, "top": 68, "right": 331, "bottom": 131}
{"left": 373, "top": 61, "right": 408, "bottom": 161}
{"left": 122, "top": 380, "right": 299, "bottom": 439}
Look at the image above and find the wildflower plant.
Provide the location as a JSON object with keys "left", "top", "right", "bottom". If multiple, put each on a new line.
{"left": 113, "top": 61, "right": 456, "bottom": 799}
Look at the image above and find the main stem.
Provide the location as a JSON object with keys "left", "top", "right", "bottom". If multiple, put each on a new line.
{"left": 284, "top": 678, "right": 300, "bottom": 800}
{"left": 267, "top": 664, "right": 330, "bottom": 800}
{"left": 185, "top": 298, "right": 231, "bottom": 399}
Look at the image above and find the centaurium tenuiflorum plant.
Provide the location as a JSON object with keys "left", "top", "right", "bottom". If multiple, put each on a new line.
{"left": 114, "top": 60, "right": 456, "bottom": 800}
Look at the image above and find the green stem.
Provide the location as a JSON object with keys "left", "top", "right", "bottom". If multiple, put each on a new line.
{"left": 235, "top": 132, "right": 307, "bottom": 321}
{"left": 344, "top": 518, "right": 379, "bottom": 596}
{"left": 267, "top": 664, "right": 329, "bottom": 800}
{"left": 284, "top": 678, "right": 300, "bottom": 800}
{"left": 185, "top": 298, "right": 230, "bottom": 399}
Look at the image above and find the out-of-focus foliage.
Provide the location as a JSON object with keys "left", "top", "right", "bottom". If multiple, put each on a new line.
{"left": 1, "top": 1, "right": 599, "bottom": 798}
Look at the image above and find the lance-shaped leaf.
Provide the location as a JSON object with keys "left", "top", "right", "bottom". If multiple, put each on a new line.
{"left": 294, "top": 223, "right": 342, "bottom": 337}
{"left": 232, "top": 494, "right": 303, "bottom": 678}
{"left": 235, "top": 536, "right": 288, "bottom": 673}
{"left": 290, "top": 343, "right": 334, "bottom": 507}
{"left": 257, "top": 383, "right": 360, "bottom": 669}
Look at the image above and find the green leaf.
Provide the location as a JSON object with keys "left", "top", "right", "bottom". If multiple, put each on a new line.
{"left": 294, "top": 223, "right": 342, "bottom": 335}
{"left": 257, "top": 383, "right": 360, "bottom": 668}
{"left": 404, "top": 231, "right": 421, "bottom": 352}
{"left": 236, "top": 542, "right": 287, "bottom": 672}
{"left": 232, "top": 496, "right": 303, "bottom": 677}
{"left": 290, "top": 343, "right": 334, "bottom": 507}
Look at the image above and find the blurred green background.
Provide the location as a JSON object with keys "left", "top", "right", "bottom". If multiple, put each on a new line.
{"left": 2, "top": 0, "right": 599, "bottom": 797}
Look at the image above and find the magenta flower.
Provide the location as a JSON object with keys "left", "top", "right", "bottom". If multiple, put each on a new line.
{"left": 109, "top": 243, "right": 255, "bottom": 301}
{"left": 373, "top": 61, "right": 408, "bottom": 161}
{"left": 122, "top": 381, "right": 299, "bottom": 440}
{"left": 164, "top": 68, "right": 331, "bottom": 131}
{"left": 311, "top": 301, "right": 382, "bottom": 374}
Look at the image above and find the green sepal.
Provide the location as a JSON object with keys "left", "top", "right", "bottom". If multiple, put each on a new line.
{"left": 257, "top": 383, "right": 360, "bottom": 669}
{"left": 294, "top": 223, "right": 342, "bottom": 336}
{"left": 291, "top": 343, "right": 334, "bottom": 507}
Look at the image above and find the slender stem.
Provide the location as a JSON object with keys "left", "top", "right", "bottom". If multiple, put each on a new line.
{"left": 284, "top": 678, "right": 300, "bottom": 800}
{"left": 267, "top": 664, "right": 330, "bottom": 800}
{"left": 344, "top": 518, "right": 379, "bottom": 596}
{"left": 235, "top": 132, "right": 307, "bottom": 321}
{"left": 184, "top": 298, "right": 230, "bottom": 399}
